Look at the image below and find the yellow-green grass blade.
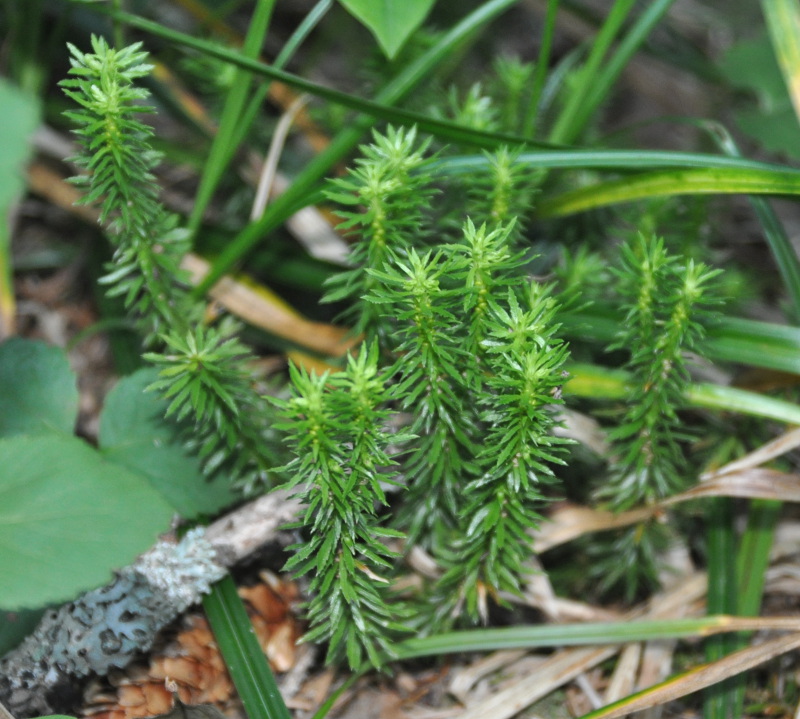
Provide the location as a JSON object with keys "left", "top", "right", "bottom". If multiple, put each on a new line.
{"left": 565, "top": 362, "right": 800, "bottom": 426}
{"left": 392, "top": 616, "right": 800, "bottom": 660}
{"left": 762, "top": 0, "right": 800, "bottom": 123}
{"left": 578, "top": 632, "right": 800, "bottom": 719}
{"left": 537, "top": 167, "right": 800, "bottom": 217}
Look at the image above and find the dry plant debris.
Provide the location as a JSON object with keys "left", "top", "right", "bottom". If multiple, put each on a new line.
{"left": 82, "top": 572, "right": 302, "bottom": 719}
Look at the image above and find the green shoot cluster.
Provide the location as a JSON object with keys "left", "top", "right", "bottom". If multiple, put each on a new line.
{"left": 60, "top": 37, "right": 191, "bottom": 336}
{"left": 594, "top": 234, "right": 721, "bottom": 596}
{"left": 272, "top": 346, "right": 410, "bottom": 668}
{"left": 321, "top": 127, "right": 571, "bottom": 630}
{"left": 62, "top": 38, "right": 274, "bottom": 492}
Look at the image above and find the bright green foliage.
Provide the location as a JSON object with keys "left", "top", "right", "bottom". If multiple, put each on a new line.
{"left": 272, "top": 346, "right": 410, "bottom": 669}
{"left": 144, "top": 322, "right": 275, "bottom": 493}
{"left": 60, "top": 37, "right": 192, "bottom": 336}
{"left": 338, "top": 0, "right": 437, "bottom": 60}
{"left": 435, "top": 287, "right": 570, "bottom": 624}
{"left": 323, "top": 126, "right": 435, "bottom": 340}
{"left": 368, "top": 248, "right": 480, "bottom": 546}
{"left": 62, "top": 39, "right": 276, "bottom": 495}
{"left": 602, "top": 235, "right": 722, "bottom": 510}
{"left": 594, "top": 234, "right": 722, "bottom": 596}
{"left": 463, "top": 148, "right": 541, "bottom": 242}
{"left": 447, "top": 218, "right": 526, "bottom": 369}
{"left": 327, "top": 128, "right": 575, "bottom": 626}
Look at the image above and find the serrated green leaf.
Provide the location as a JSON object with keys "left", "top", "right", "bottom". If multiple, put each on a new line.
{"left": 0, "top": 434, "right": 173, "bottom": 608}
{"left": 0, "top": 338, "right": 79, "bottom": 438}
{"left": 99, "top": 368, "right": 238, "bottom": 517}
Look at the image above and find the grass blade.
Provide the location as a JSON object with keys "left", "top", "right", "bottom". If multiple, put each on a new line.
{"left": 578, "top": 633, "right": 800, "bottom": 719}
{"left": 85, "top": 3, "right": 552, "bottom": 153}
{"left": 187, "top": 0, "right": 276, "bottom": 235}
{"left": 564, "top": 362, "right": 800, "bottom": 425}
{"left": 729, "top": 498, "right": 783, "bottom": 716}
{"left": 703, "top": 497, "right": 737, "bottom": 719}
{"left": 392, "top": 616, "right": 800, "bottom": 660}
{"left": 203, "top": 575, "right": 292, "bottom": 719}
{"left": 430, "top": 147, "right": 800, "bottom": 174}
{"left": 762, "top": 0, "right": 800, "bottom": 122}
{"left": 576, "top": 0, "right": 676, "bottom": 143}
{"left": 548, "top": 0, "right": 638, "bottom": 144}
{"left": 522, "top": 0, "right": 557, "bottom": 137}
{"left": 537, "top": 167, "right": 800, "bottom": 217}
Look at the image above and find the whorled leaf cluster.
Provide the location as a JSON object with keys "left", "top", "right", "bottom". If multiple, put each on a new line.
{"left": 272, "top": 346, "right": 410, "bottom": 668}
{"left": 592, "top": 233, "right": 722, "bottom": 596}
{"left": 62, "top": 37, "right": 274, "bottom": 492}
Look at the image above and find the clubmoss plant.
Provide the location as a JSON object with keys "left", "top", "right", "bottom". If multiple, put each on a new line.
{"left": 57, "top": 30, "right": 731, "bottom": 671}
{"left": 367, "top": 247, "right": 481, "bottom": 548}
{"left": 323, "top": 125, "right": 435, "bottom": 341}
{"left": 61, "top": 37, "right": 275, "bottom": 492}
{"left": 271, "top": 345, "right": 410, "bottom": 668}
{"left": 60, "top": 38, "right": 192, "bottom": 337}
{"left": 593, "top": 233, "right": 722, "bottom": 596}
{"left": 434, "top": 283, "right": 571, "bottom": 624}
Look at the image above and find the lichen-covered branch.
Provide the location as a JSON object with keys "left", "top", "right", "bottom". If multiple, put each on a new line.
{"left": 0, "top": 490, "right": 301, "bottom": 718}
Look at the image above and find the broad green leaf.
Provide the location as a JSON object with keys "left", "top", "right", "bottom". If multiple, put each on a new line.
{"left": 537, "top": 168, "right": 800, "bottom": 218}
{"left": 99, "top": 368, "right": 238, "bottom": 518}
{"left": 0, "top": 434, "right": 173, "bottom": 609}
{"left": 339, "top": 0, "right": 436, "bottom": 59}
{"left": 0, "top": 79, "right": 39, "bottom": 336}
{"left": 0, "top": 338, "right": 79, "bottom": 438}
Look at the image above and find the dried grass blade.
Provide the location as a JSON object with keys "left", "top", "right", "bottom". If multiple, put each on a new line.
{"left": 579, "top": 632, "right": 800, "bottom": 719}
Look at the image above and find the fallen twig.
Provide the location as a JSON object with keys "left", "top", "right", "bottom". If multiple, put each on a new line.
{"left": 0, "top": 490, "right": 302, "bottom": 718}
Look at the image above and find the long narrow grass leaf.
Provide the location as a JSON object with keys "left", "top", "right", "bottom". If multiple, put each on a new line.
{"left": 578, "top": 633, "right": 800, "bottom": 719}
{"left": 762, "top": 0, "right": 800, "bottom": 122}
{"left": 548, "top": 0, "right": 638, "bottom": 144}
{"left": 537, "top": 168, "right": 800, "bottom": 217}
{"left": 729, "top": 498, "right": 782, "bottom": 716}
{"left": 187, "top": 0, "right": 275, "bottom": 235}
{"left": 203, "top": 575, "right": 291, "bottom": 719}
{"left": 576, "top": 0, "right": 676, "bottom": 142}
{"left": 703, "top": 498, "right": 737, "bottom": 719}
{"left": 522, "top": 0, "right": 557, "bottom": 137}
{"left": 429, "top": 148, "right": 800, "bottom": 175}
{"left": 391, "top": 616, "right": 800, "bottom": 660}
{"left": 83, "top": 4, "right": 553, "bottom": 153}
{"left": 565, "top": 362, "right": 800, "bottom": 425}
